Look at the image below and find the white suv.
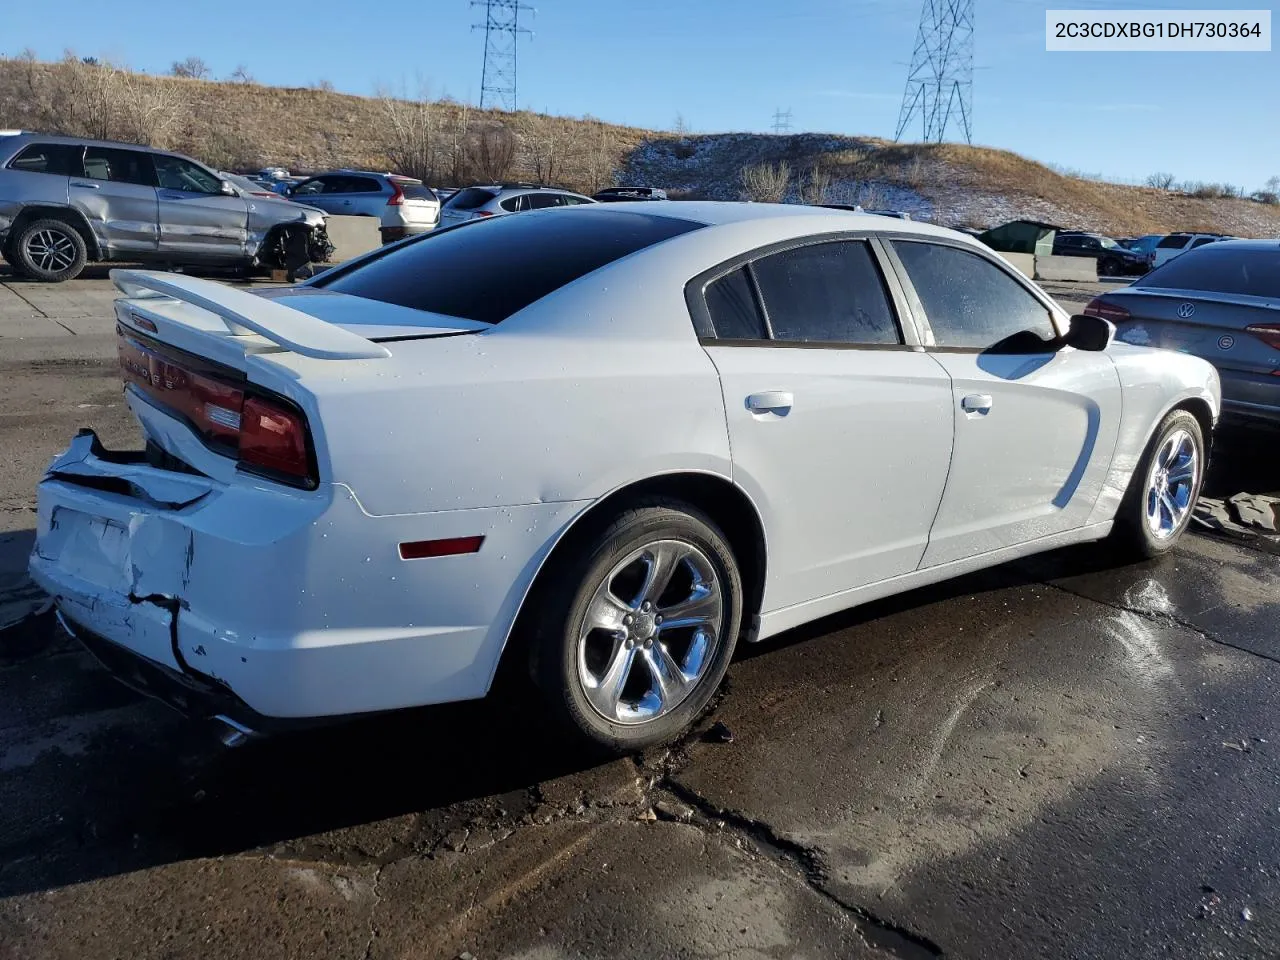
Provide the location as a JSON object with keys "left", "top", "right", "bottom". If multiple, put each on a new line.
{"left": 440, "top": 183, "right": 594, "bottom": 227}
{"left": 1152, "top": 232, "right": 1233, "bottom": 268}
{"left": 289, "top": 170, "right": 440, "bottom": 243}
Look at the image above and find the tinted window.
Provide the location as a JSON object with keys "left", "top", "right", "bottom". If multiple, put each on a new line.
{"left": 1157, "top": 235, "right": 1190, "bottom": 249}
{"left": 8, "top": 142, "right": 81, "bottom": 175}
{"left": 346, "top": 176, "right": 383, "bottom": 193}
{"left": 316, "top": 210, "right": 702, "bottom": 324}
{"left": 292, "top": 178, "right": 328, "bottom": 196}
{"left": 752, "top": 241, "right": 900, "bottom": 344}
{"left": 153, "top": 155, "right": 222, "bottom": 194}
{"left": 528, "top": 193, "right": 563, "bottom": 210}
{"left": 499, "top": 195, "right": 525, "bottom": 212}
{"left": 1136, "top": 246, "right": 1280, "bottom": 298}
{"left": 445, "top": 187, "right": 498, "bottom": 210}
{"left": 562, "top": 196, "right": 590, "bottom": 205}
{"left": 398, "top": 183, "right": 435, "bottom": 200}
{"left": 892, "top": 241, "right": 1057, "bottom": 349}
{"left": 1190, "top": 237, "right": 1216, "bottom": 248}
{"left": 705, "top": 268, "right": 767, "bottom": 340}
{"left": 82, "top": 147, "right": 155, "bottom": 186}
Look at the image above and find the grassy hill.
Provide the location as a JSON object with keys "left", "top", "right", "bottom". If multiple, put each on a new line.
{"left": 2, "top": 55, "right": 1277, "bottom": 238}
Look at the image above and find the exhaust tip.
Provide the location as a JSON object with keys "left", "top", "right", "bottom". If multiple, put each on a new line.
{"left": 212, "top": 714, "right": 256, "bottom": 748}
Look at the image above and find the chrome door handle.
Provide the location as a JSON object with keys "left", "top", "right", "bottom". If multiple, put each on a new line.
{"left": 746, "top": 391, "right": 794, "bottom": 414}
{"left": 961, "top": 393, "right": 993, "bottom": 416}
{"left": 70, "top": 181, "right": 100, "bottom": 189}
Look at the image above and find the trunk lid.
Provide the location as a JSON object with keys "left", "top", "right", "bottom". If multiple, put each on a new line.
{"left": 1108, "top": 287, "right": 1280, "bottom": 375}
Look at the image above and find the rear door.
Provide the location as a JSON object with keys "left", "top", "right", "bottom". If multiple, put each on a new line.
{"left": 885, "top": 239, "right": 1122, "bottom": 566}
{"left": 328, "top": 174, "right": 385, "bottom": 218}
{"left": 74, "top": 146, "right": 159, "bottom": 256}
{"left": 290, "top": 175, "right": 346, "bottom": 214}
{"left": 697, "top": 237, "right": 954, "bottom": 612}
{"left": 153, "top": 154, "right": 247, "bottom": 260}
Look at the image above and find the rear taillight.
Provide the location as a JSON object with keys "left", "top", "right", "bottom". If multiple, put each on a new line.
{"left": 1082, "top": 297, "right": 1130, "bottom": 323}
{"left": 473, "top": 210, "right": 494, "bottom": 218}
{"left": 1245, "top": 323, "right": 1280, "bottom": 351}
{"left": 387, "top": 181, "right": 405, "bottom": 206}
{"left": 239, "top": 396, "right": 313, "bottom": 483}
{"left": 118, "top": 327, "right": 317, "bottom": 489}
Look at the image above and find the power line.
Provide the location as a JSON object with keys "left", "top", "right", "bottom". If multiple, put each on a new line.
{"left": 471, "top": 0, "right": 535, "bottom": 112}
{"left": 895, "top": 0, "right": 975, "bottom": 144}
{"left": 771, "top": 107, "right": 793, "bottom": 134}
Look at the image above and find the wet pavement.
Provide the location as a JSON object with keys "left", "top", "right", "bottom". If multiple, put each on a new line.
{"left": 2, "top": 269, "right": 1279, "bottom": 959}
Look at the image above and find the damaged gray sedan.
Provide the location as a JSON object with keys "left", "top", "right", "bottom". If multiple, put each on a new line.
{"left": 0, "top": 132, "right": 332, "bottom": 281}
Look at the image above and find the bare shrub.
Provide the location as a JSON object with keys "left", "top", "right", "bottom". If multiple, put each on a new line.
{"left": 1253, "top": 191, "right": 1279, "bottom": 206}
{"left": 901, "top": 154, "right": 927, "bottom": 188}
{"left": 171, "top": 57, "right": 210, "bottom": 80}
{"left": 379, "top": 85, "right": 437, "bottom": 182}
{"left": 855, "top": 182, "right": 889, "bottom": 209}
{"left": 466, "top": 123, "right": 517, "bottom": 183}
{"left": 116, "top": 69, "right": 186, "bottom": 146}
{"left": 1145, "top": 172, "right": 1176, "bottom": 190}
{"left": 741, "top": 161, "right": 790, "bottom": 203}
{"left": 800, "top": 166, "right": 832, "bottom": 205}
{"left": 199, "top": 126, "right": 264, "bottom": 171}
{"left": 229, "top": 64, "right": 254, "bottom": 84}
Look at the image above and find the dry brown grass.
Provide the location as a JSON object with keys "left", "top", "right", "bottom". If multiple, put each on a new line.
{"left": 2, "top": 57, "right": 1276, "bottom": 237}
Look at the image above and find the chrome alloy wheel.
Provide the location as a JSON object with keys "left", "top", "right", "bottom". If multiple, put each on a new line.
{"left": 576, "top": 539, "right": 725, "bottom": 725}
{"left": 1144, "top": 428, "right": 1200, "bottom": 540}
{"left": 25, "top": 228, "right": 78, "bottom": 273}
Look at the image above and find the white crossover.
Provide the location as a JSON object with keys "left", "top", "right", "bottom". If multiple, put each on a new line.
{"left": 29, "top": 203, "right": 1221, "bottom": 751}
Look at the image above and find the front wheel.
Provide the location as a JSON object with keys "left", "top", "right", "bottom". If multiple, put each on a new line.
{"left": 1111, "top": 409, "right": 1206, "bottom": 558}
{"left": 531, "top": 501, "right": 743, "bottom": 753}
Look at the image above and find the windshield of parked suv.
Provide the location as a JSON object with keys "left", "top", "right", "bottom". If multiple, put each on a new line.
{"left": 1135, "top": 246, "right": 1280, "bottom": 298}
{"left": 314, "top": 209, "right": 702, "bottom": 323}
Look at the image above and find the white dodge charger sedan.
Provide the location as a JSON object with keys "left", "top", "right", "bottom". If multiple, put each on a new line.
{"left": 29, "top": 203, "right": 1220, "bottom": 751}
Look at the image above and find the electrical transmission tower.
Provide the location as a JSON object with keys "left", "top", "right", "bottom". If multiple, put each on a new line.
{"left": 771, "top": 107, "right": 793, "bottom": 134}
{"left": 471, "top": 0, "right": 535, "bottom": 112}
{"left": 894, "top": 0, "right": 974, "bottom": 144}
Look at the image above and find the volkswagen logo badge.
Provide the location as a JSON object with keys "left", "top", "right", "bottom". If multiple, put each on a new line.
{"left": 1218, "top": 335, "right": 1235, "bottom": 351}
{"left": 1177, "top": 302, "right": 1197, "bottom": 319}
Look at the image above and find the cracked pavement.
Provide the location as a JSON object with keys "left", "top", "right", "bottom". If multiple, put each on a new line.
{"left": 2, "top": 268, "right": 1279, "bottom": 959}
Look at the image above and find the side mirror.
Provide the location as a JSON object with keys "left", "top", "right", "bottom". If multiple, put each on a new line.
{"left": 1063, "top": 314, "right": 1115, "bottom": 352}
{"left": 220, "top": 180, "right": 237, "bottom": 197}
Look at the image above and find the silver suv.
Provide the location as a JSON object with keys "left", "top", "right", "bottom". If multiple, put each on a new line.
{"left": 288, "top": 170, "right": 440, "bottom": 243}
{"left": 439, "top": 183, "right": 594, "bottom": 227}
{"left": 0, "top": 132, "right": 332, "bottom": 282}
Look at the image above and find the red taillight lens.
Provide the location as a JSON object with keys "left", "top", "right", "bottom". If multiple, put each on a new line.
{"left": 473, "top": 210, "right": 494, "bottom": 218}
{"left": 387, "top": 180, "right": 405, "bottom": 206}
{"left": 239, "top": 396, "right": 312, "bottom": 483}
{"left": 1245, "top": 323, "right": 1280, "bottom": 351}
{"left": 1082, "top": 297, "right": 1130, "bottom": 323}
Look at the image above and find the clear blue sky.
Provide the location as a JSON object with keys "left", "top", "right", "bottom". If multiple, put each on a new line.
{"left": 4, "top": 0, "right": 1277, "bottom": 189}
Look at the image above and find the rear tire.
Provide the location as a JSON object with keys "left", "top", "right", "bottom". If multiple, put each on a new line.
{"left": 13, "top": 218, "right": 87, "bottom": 282}
{"left": 1110, "top": 409, "right": 1206, "bottom": 559}
{"left": 530, "top": 500, "right": 743, "bottom": 753}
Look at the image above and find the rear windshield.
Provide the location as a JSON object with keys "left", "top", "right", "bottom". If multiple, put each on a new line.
{"left": 1136, "top": 246, "right": 1280, "bottom": 299}
{"left": 314, "top": 209, "right": 703, "bottom": 324}
{"left": 398, "top": 183, "right": 437, "bottom": 200}
{"left": 444, "top": 187, "right": 498, "bottom": 210}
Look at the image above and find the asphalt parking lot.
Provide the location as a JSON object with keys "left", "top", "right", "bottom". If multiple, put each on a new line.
{"left": 2, "top": 266, "right": 1279, "bottom": 960}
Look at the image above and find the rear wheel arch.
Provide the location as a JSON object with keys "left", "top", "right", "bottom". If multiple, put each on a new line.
{"left": 9, "top": 206, "right": 101, "bottom": 260}
{"left": 496, "top": 472, "right": 769, "bottom": 686}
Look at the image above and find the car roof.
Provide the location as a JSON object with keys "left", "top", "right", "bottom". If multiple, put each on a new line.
{"left": 0, "top": 131, "right": 177, "bottom": 155}
{"left": 569, "top": 200, "right": 970, "bottom": 240}
{"left": 1182, "top": 238, "right": 1277, "bottom": 251}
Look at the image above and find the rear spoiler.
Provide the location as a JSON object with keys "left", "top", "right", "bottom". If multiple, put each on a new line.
{"left": 110, "top": 269, "right": 391, "bottom": 361}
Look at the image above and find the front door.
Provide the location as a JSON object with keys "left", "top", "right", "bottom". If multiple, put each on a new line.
{"left": 74, "top": 146, "right": 159, "bottom": 256}
{"left": 698, "top": 238, "right": 955, "bottom": 613}
{"left": 885, "top": 239, "right": 1122, "bottom": 567}
{"left": 153, "top": 154, "right": 248, "bottom": 260}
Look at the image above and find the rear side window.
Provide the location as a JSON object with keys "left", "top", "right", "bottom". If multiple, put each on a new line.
{"left": 346, "top": 176, "right": 383, "bottom": 193}
{"left": 705, "top": 268, "right": 767, "bottom": 340}
{"left": 8, "top": 142, "right": 81, "bottom": 175}
{"left": 1157, "top": 235, "right": 1190, "bottom": 249}
{"left": 1137, "top": 246, "right": 1280, "bottom": 298}
{"left": 892, "top": 241, "right": 1057, "bottom": 349}
{"left": 82, "top": 147, "right": 155, "bottom": 186}
{"left": 446, "top": 187, "right": 498, "bottom": 210}
{"left": 752, "top": 241, "right": 901, "bottom": 344}
{"left": 500, "top": 195, "right": 526, "bottom": 212}
{"left": 528, "top": 193, "right": 563, "bottom": 210}
{"left": 316, "top": 210, "right": 703, "bottom": 324}
{"left": 1190, "top": 237, "right": 1217, "bottom": 248}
